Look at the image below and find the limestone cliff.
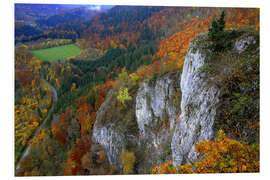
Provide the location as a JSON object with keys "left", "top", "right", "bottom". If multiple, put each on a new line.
{"left": 136, "top": 72, "right": 181, "bottom": 170}
{"left": 171, "top": 34, "right": 221, "bottom": 167}
{"left": 92, "top": 30, "right": 259, "bottom": 172}
{"left": 92, "top": 90, "right": 126, "bottom": 170}
{"left": 172, "top": 31, "right": 259, "bottom": 167}
{"left": 92, "top": 72, "right": 181, "bottom": 172}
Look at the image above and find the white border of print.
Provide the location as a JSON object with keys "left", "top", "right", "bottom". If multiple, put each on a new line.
{"left": 1, "top": 0, "right": 269, "bottom": 180}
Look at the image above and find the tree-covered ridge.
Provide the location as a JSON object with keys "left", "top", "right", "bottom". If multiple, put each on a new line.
{"left": 15, "top": 47, "right": 53, "bottom": 165}
{"left": 157, "top": 8, "right": 259, "bottom": 69}
{"left": 15, "top": 4, "right": 65, "bottom": 23}
{"left": 36, "top": 7, "right": 95, "bottom": 28}
{"left": 81, "top": 7, "right": 258, "bottom": 51}
{"left": 15, "top": 4, "right": 99, "bottom": 43}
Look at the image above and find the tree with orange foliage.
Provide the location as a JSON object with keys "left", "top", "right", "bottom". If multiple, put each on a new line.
{"left": 53, "top": 108, "right": 70, "bottom": 145}
{"left": 152, "top": 130, "right": 259, "bottom": 174}
{"left": 76, "top": 96, "right": 92, "bottom": 135}
{"left": 64, "top": 136, "right": 91, "bottom": 175}
{"left": 193, "top": 130, "right": 259, "bottom": 173}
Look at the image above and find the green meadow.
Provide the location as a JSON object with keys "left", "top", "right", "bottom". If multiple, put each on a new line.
{"left": 31, "top": 44, "right": 81, "bottom": 62}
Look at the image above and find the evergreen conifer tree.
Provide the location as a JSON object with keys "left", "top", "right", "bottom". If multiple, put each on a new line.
{"left": 208, "top": 11, "right": 231, "bottom": 51}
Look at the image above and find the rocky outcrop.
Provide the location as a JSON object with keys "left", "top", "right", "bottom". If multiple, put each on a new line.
{"left": 92, "top": 31, "right": 259, "bottom": 172}
{"left": 136, "top": 73, "right": 180, "bottom": 136}
{"left": 92, "top": 91, "right": 125, "bottom": 170}
{"left": 92, "top": 72, "right": 182, "bottom": 172}
{"left": 234, "top": 36, "right": 256, "bottom": 54}
{"left": 92, "top": 125, "right": 125, "bottom": 168}
{"left": 171, "top": 37, "right": 221, "bottom": 167}
{"left": 136, "top": 72, "right": 181, "bottom": 167}
{"left": 171, "top": 32, "right": 259, "bottom": 167}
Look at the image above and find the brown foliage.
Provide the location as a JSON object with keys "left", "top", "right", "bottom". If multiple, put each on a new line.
{"left": 64, "top": 136, "right": 91, "bottom": 175}
{"left": 53, "top": 108, "right": 70, "bottom": 145}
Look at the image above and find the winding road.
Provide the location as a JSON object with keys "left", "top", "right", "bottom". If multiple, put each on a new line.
{"left": 15, "top": 80, "right": 57, "bottom": 174}
{"left": 45, "top": 80, "right": 57, "bottom": 103}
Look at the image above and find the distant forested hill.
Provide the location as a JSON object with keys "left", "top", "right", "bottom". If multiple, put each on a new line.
{"left": 14, "top": 4, "right": 111, "bottom": 42}
{"left": 15, "top": 4, "right": 65, "bottom": 23}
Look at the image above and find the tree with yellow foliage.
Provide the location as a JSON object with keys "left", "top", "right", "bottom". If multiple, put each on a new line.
{"left": 193, "top": 130, "right": 259, "bottom": 173}
{"left": 117, "top": 88, "right": 132, "bottom": 106}
{"left": 120, "top": 151, "right": 136, "bottom": 174}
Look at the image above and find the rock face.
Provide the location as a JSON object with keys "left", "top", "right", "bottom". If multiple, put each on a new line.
{"left": 136, "top": 72, "right": 181, "bottom": 168}
{"left": 92, "top": 91, "right": 125, "bottom": 170}
{"left": 136, "top": 73, "right": 180, "bottom": 136}
{"left": 234, "top": 36, "right": 256, "bottom": 54}
{"left": 171, "top": 39, "right": 221, "bottom": 167}
{"left": 92, "top": 125, "right": 125, "bottom": 168}
{"left": 92, "top": 72, "right": 181, "bottom": 172}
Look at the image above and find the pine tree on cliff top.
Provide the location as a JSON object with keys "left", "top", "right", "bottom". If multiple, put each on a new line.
{"left": 208, "top": 11, "right": 231, "bottom": 51}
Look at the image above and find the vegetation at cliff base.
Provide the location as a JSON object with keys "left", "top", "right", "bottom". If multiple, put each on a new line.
{"left": 120, "top": 151, "right": 136, "bottom": 174}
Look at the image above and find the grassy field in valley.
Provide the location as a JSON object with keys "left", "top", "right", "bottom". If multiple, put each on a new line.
{"left": 31, "top": 44, "right": 81, "bottom": 61}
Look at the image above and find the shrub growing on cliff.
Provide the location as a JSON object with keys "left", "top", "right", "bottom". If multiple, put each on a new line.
{"left": 117, "top": 88, "right": 132, "bottom": 106}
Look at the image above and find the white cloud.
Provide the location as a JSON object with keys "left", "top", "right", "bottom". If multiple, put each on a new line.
{"left": 88, "top": 5, "right": 101, "bottom": 11}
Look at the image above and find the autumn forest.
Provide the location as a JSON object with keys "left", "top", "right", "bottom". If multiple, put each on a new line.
{"left": 14, "top": 4, "right": 259, "bottom": 176}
